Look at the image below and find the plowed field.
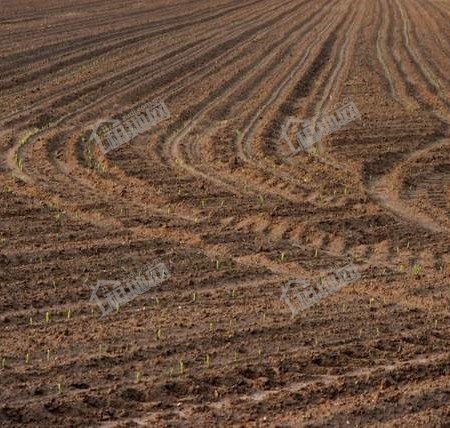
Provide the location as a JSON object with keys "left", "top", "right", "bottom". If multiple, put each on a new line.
{"left": 1, "top": 0, "right": 450, "bottom": 426}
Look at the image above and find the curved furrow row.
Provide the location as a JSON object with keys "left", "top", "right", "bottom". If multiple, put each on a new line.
{"left": 366, "top": 0, "right": 450, "bottom": 236}
{"left": 165, "top": 0, "right": 346, "bottom": 204}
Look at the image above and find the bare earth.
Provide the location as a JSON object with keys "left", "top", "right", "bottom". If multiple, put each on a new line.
{"left": 1, "top": 0, "right": 450, "bottom": 426}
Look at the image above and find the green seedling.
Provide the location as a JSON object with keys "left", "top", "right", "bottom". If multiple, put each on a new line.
{"left": 135, "top": 371, "right": 141, "bottom": 383}
{"left": 2, "top": 358, "right": 5, "bottom": 369}
{"left": 205, "top": 354, "right": 210, "bottom": 367}
{"left": 67, "top": 309, "right": 71, "bottom": 320}
{"left": 155, "top": 297, "right": 160, "bottom": 305}
{"left": 314, "top": 249, "right": 318, "bottom": 257}
{"left": 201, "top": 200, "right": 205, "bottom": 208}
{"left": 45, "top": 312, "right": 50, "bottom": 323}
{"left": 231, "top": 289, "right": 236, "bottom": 298}
{"left": 25, "top": 353, "right": 29, "bottom": 364}
{"left": 280, "top": 252, "right": 285, "bottom": 262}
{"left": 412, "top": 264, "right": 422, "bottom": 277}
{"left": 179, "top": 359, "right": 184, "bottom": 374}
{"left": 156, "top": 328, "right": 162, "bottom": 340}
{"left": 376, "top": 327, "right": 380, "bottom": 336}
{"left": 209, "top": 322, "right": 213, "bottom": 332}
{"left": 258, "top": 348, "right": 263, "bottom": 356}
{"left": 215, "top": 259, "right": 220, "bottom": 271}
{"left": 435, "top": 319, "right": 438, "bottom": 328}
{"left": 47, "top": 349, "right": 50, "bottom": 361}
{"left": 234, "top": 352, "right": 238, "bottom": 362}
{"left": 57, "top": 383, "right": 62, "bottom": 395}
{"left": 115, "top": 303, "right": 120, "bottom": 313}
{"left": 29, "top": 317, "right": 33, "bottom": 326}
{"left": 369, "top": 298, "right": 375, "bottom": 307}
{"left": 192, "top": 292, "right": 197, "bottom": 302}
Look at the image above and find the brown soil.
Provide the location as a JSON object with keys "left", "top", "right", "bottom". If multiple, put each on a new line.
{"left": 1, "top": 0, "right": 449, "bottom": 426}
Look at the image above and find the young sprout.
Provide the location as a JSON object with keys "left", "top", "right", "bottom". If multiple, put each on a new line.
{"left": 201, "top": 200, "right": 205, "bottom": 208}
{"left": 169, "top": 368, "right": 174, "bottom": 376}
{"left": 359, "top": 328, "right": 362, "bottom": 338}
{"left": 369, "top": 298, "right": 375, "bottom": 307}
{"left": 1, "top": 358, "right": 5, "bottom": 369}
{"left": 67, "top": 309, "right": 71, "bottom": 320}
{"left": 155, "top": 297, "right": 160, "bottom": 305}
{"left": 411, "top": 264, "right": 422, "bottom": 278}
{"left": 215, "top": 259, "right": 220, "bottom": 271}
{"left": 258, "top": 348, "right": 262, "bottom": 356}
{"left": 135, "top": 371, "right": 141, "bottom": 383}
{"left": 179, "top": 359, "right": 184, "bottom": 374}
{"left": 376, "top": 327, "right": 380, "bottom": 336}
{"left": 25, "top": 353, "right": 29, "bottom": 364}
{"left": 205, "top": 354, "right": 210, "bottom": 367}
{"left": 314, "top": 337, "right": 319, "bottom": 346}
{"left": 262, "top": 313, "right": 266, "bottom": 322}
{"left": 280, "top": 252, "right": 285, "bottom": 262}
{"left": 45, "top": 312, "right": 50, "bottom": 323}
{"left": 234, "top": 352, "right": 238, "bottom": 362}
{"left": 407, "top": 241, "right": 410, "bottom": 249}
{"left": 47, "top": 349, "right": 50, "bottom": 361}
{"left": 29, "top": 317, "right": 33, "bottom": 326}
{"left": 314, "top": 249, "right": 318, "bottom": 258}
{"left": 91, "top": 307, "right": 95, "bottom": 316}
{"left": 209, "top": 322, "right": 213, "bottom": 332}
{"left": 396, "top": 247, "right": 399, "bottom": 255}
{"left": 259, "top": 195, "right": 264, "bottom": 203}
{"left": 156, "top": 328, "right": 162, "bottom": 340}
{"left": 57, "top": 383, "right": 62, "bottom": 395}
{"left": 167, "top": 207, "right": 171, "bottom": 214}
{"left": 220, "top": 199, "right": 224, "bottom": 207}
{"left": 99, "top": 344, "right": 102, "bottom": 353}
{"left": 115, "top": 302, "right": 120, "bottom": 313}
{"left": 192, "top": 292, "right": 197, "bottom": 302}
{"left": 52, "top": 280, "right": 56, "bottom": 289}
{"left": 231, "top": 289, "right": 236, "bottom": 298}
{"left": 435, "top": 319, "right": 438, "bottom": 328}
